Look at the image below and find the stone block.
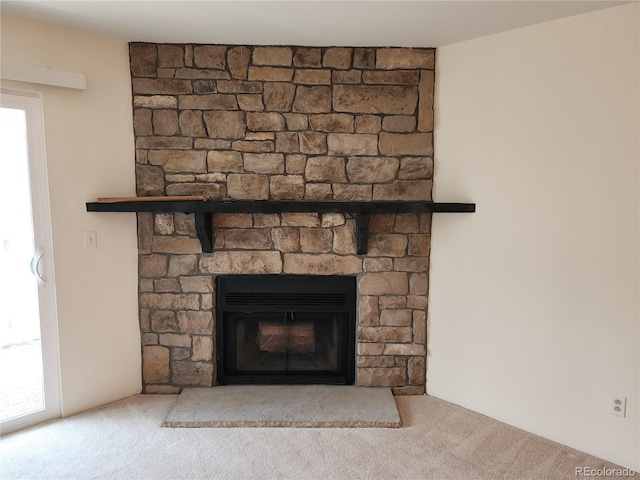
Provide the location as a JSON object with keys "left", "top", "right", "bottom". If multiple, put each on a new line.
{"left": 214, "top": 213, "right": 252, "bottom": 228}
{"left": 293, "top": 86, "right": 331, "bottom": 113}
{"left": 154, "top": 213, "right": 175, "bottom": 235}
{"left": 294, "top": 69, "right": 331, "bottom": 85}
{"left": 357, "top": 367, "right": 405, "bottom": 387}
{"left": 136, "top": 165, "right": 165, "bottom": 196}
{"left": 154, "top": 278, "right": 181, "bottom": 293}
{"left": 413, "top": 311, "right": 426, "bottom": 345}
{"left": 359, "top": 295, "right": 379, "bottom": 326}
{"left": 217, "top": 80, "right": 263, "bottom": 94}
{"left": 167, "top": 255, "right": 198, "bottom": 277}
{"left": 321, "top": 213, "right": 346, "bottom": 227}
{"left": 174, "top": 68, "right": 230, "bottom": 80}
{"left": 305, "top": 183, "right": 333, "bottom": 200}
{"left": 408, "top": 234, "right": 430, "bottom": 256}
{"left": 367, "top": 234, "right": 408, "bottom": 257}
{"left": 179, "top": 110, "right": 206, "bottom": 137}
{"left": 177, "top": 311, "right": 213, "bottom": 335}
{"left": 284, "top": 113, "right": 308, "bottom": 131}
{"left": 193, "top": 45, "right": 227, "bottom": 69}
{"left": 293, "top": 48, "right": 321, "bottom": 67}
{"left": 156, "top": 68, "right": 175, "bottom": 78}
{"left": 140, "top": 255, "right": 167, "bottom": 278}
{"left": 149, "top": 150, "right": 206, "bottom": 173}
{"left": 153, "top": 110, "right": 178, "bottom": 135}
{"left": 358, "top": 326, "right": 412, "bottom": 343}
{"left": 207, "top": 151, "right": 243, "bottom": 173}
{"left": 143, "top": 346, "right": 170, "bottom": 384}
{"left": 246, "top": 132, "right": 276, "bottom": 141}
{"left": 179, "top": 276, "right": 213, "bottom": 293}
{"left": 380, "top": 309, "right": 412, "bottom": 327}
{"left": 359, "top": 272, "right": 408, "bottom": 295}
{"left": 275, "top": 132, "right": 299, "bottom": 153}
{"left": 227, "top": 174, "right": 269, "bottom": 200}
{"left": 357, "top": 343, "right": 385, "bottom": 356}
{"left": 379, "top": 132, "right": 432, "bottom": 156}
{"left": 192, "top": 336, "right": 213, "bottom": 361}
{"left": 409, "top": 273, "right": 428, "bottom": 295}
{"left": 172, "top": 361, "right": 214, "bottom": 387}
{"left": 195, "top": 173, "right": 226, "bottom": 183}
{"left": 166, "top": 174, "right": 195, "bottom": 183}
{"left": 283, "top": 254, "right": 362, "bottom": 275}
{"left": 379, "top": 296, "right": 407, "bottom": 309}
{"left": 382, "top": 115, "right": 416, "bottom": 132}
{"left": 152, "top": 236, "right": 202, "bottom": 254}
{"left": 305, "top": 156, "right": 347, "bottom": 182}
{"left": 357, "top": 356, "right": 395, "bottom": 368}
{"left": 159, "top": 333, "right": 192, "bottom": 348}
{"left": 173, "top": 348, "right": 191, "bottom": 361}
{"left": 133, "top": 95, "right": 178, "bottom": 108}
{"left": 394, "top": 257, "right": 429, "bottom": 272}
{"left": 237, "top": 94, "right": 264, "bottom": 111}
{"left": 134, "top": 109, "right": 152, "bottom": 136}
{"left": 407, "top": 295, "right": 428, "bottom": 310}
{"left": 201, "top": 294, "right": 213, "bottom": 310}
{"left": 200, "top": 251, "right": 283, "bottom": 274}
{"left": 323, "top": 48, "right": 352, "bottom": 69}
{"left": 281, "top": 213, "right": 321, "bottom": 227}
{"left": 346, "top": 157, "right": 398, "bottom": 183}
{"left": 144, "top": 385, "right": 181, "bottom": 394}
{"left": 309, "top": 114, "right": 354, "bottom": 133}
{"left": 244, "top": 153, "right": 285, "bottom": 174}
{"left": 369, "top": 214, "right": 396, "bottom": 233}
{"left": 140, "top": 293, "right": 201, "bottom": 310}
{"left": 353, "top": 48, "right": 375, "bottom": 69}
{"left": 175, "top": 214, "right": 196, "bottom": 236}
{"left": 332, "top": 184, "right": 372, "bottom": 201}
{"left": 224, "top": 229, "right": 272, "bottom": 249}
{"left": 376, "top": 48, "right": 435, "bottom": 69}
{"left": 418, "top": 70, "right": 434, "bottom": 132}
{"left": 363, "top": 257, "right": 393, "bottom": 272}
{"left": 354, "top": 115, "right": 382, "bottom": 134}
{"left": 373, "top": 180, "right": 432, "bottom": 201}
{"left": 253, "top": 47, "right": 293, "bottom": 66}
{"left": 299, "top": 228, "right": 333, "bottom": 253}
{"left": 408, "top": 356, "right": 426, "bottom": 386}
{"left": 247, "top": 112, "right": 286, "bottom": 131}
{"left": 362, "top": 70, "right": 419, "bottom": 85}
{"left": 253, "top": 214, "right": 280, "bottom": 227}
{"left": 194, "top": 139, "right": 230, "bottom": 149}
{"left": 299, "top": 132, "right": 327, "bottom": 154}
{"left": 248, "top": 67, "right": 294, "bottom": 82}
{"left": 132, "top": 78, "right": 192, "bottom": 95}
{"left": 227, "top": 46, "right": 251, "bottom": 79}
{"left": 158, "top": 44, "right": 183, "bottom": 67}
{"left": 140, "top": 279, "right": 154, "bottom": 292}
{"left": 178, "top": 94, "right": 237, "bottom": 110}
{"left": 263, "top": 82, "right": 296, "bottom": 111}
{"left": 270, "top": 175, "right": 305, "bottom": 200}
{"left": 203, "top": 111, "right": 246, "bottom": 139}
{"left": 383, "top": 343, "right": 426, "bottom": 356}
{"left": 333, "top": 85, "right": 417, "bottom": 115}
{"left": 332, "top": 70, "right": 362, "bottom": 84}
{"left": 333, "top": 222, "right": 356, "bottom": 254}
{"left": 151, "top": 311, "right": 178, "bottom": 332}
{"left": 271, "top": 227, "right": 300, "bottom": 252}
{"left": 395, "top": 214, "right": 420, "bottom": 233}
{"left": 130, "top": 43, "right": 157, "bottom": 77}
{"left": 399, "top": 157, "right": 433, "bottom": 180}
{"left": 165, "top": 183, "right": 226, "bottom": 198}
{"left": 142, "top": 333, "right": 158, "bottom": 345}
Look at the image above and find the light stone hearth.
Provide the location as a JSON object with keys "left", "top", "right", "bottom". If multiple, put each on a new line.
{"left": 132, "top": 44, "right": 434, "bottom": 395}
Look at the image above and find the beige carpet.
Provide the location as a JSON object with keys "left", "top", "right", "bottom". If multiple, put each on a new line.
{"left": 0, "top": 394, "right": 630, "bottom": 480}
{"left": 164, "top": 385, "right": 401, "bottom": 428}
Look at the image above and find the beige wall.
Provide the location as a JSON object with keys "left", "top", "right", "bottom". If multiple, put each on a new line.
{"left": 1, "top": 16, "right": 141, "bottom": 415}
{"left": 432, "top": 3, "right": 640, "bottom": 470}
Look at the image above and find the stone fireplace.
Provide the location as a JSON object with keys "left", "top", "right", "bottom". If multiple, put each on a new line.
{"left": 132, "top": 43, "right": 434, "bottom": 395}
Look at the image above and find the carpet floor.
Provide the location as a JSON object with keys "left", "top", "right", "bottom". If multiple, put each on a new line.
{"left": 0, "top": 394, "right": 628, "bottom": 480}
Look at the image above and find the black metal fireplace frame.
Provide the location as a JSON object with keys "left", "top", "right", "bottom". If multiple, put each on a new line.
{"left": 215, "top": 275, "right": 356, "bottom": 385}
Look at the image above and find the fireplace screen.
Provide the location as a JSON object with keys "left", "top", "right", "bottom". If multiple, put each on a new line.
{"left": 216, "top": 275, "right": 356, "bottom": 385}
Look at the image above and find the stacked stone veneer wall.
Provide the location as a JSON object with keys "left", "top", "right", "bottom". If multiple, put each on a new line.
{"left": 131, "top": 44, "right": 434, "bottom": 395}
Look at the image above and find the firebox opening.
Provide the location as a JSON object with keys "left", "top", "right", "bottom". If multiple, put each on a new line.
{"left": 216, "top": 275, "right": 356, "bottom": 385}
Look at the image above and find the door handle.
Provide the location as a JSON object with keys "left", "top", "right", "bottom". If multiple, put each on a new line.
{"left": 30, "top": 248, "right": 46, "bottom": 284}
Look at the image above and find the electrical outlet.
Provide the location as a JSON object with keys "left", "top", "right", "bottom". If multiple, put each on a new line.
{"left": 84, "top": 231, "right": 97, "bottom": 249}
{"left": 611, "top": 394, "right": 626, "bottom": 417}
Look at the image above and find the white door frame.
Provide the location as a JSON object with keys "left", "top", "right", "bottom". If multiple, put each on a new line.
{"left": 1, "top": 89, "right": 62, "bottom": 434}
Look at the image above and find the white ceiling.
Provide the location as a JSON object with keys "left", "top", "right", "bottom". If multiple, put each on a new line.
{"left": 1, "top": 1, "right": 630, "bottom": 47}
